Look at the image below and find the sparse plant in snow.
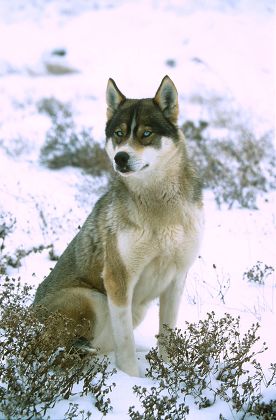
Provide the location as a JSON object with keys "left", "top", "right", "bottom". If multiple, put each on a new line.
{"left": 63, "top": 402, "right": 92, "bottom": 419}
{"left": 39, "top": 97, "right": 111, "bottom": 176}
{"left": 37, "top": 96, "right": 72, "bottom": 120}
{"left": 0, "top": 212, "right": 16, "bottom": 274}
{"left": 0, "top": 212, "right": 56, "bottom": 274}
{"left": 243, "top": 261, "right": 275, "bottom": 285}
{"left": 129, "top": 385, "right": 189, "bottom": 420}
{"left": 0, "top": 277, "right": 116, "bottom": 418}
{"left": 0, "top": 211, "right": 16, "bottom": 244}
{"left": 130, "top": 312, "right": 276, "bottom": 419}
{"left": 183, "top": 120, "right": 276, "bottom": 209}
{"left": 4, "top": 244, "right": 55, "bottom": 269}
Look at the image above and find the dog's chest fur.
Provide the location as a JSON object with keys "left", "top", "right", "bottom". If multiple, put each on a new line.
{"left": 117, "top": 197, "right": 203, "bottom": 305}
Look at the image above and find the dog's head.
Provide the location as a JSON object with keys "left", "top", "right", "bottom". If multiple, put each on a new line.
{"left": 105, "top": 76, "right": 181, "bottom": 177}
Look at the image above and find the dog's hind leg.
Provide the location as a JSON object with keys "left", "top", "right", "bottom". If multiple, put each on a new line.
{"left": 34, "top": 287, "right": 98, "bottom": 347}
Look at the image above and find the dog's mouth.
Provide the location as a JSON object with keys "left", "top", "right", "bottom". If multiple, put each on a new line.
{"left": 116, "top": 164, "right": 149, "bottom": 175}
{"left": 118, "top": 166, "right": 132, "bottom": 173}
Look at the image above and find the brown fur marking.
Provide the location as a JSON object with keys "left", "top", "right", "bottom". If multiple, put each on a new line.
{"left": 103, "top": 234, "right": 129, "bottom": 306}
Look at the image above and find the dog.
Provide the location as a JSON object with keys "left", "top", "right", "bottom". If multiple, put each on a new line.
{"left": 33, "top": 75, "right": 204, "bottom": 376}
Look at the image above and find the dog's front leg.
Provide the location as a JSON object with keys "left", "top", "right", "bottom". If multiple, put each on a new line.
{"left": 103, "top": 238, "right": 139, "bottom": 377}
{"left": 158, "top": 272, "right": 187, "bottom": 361}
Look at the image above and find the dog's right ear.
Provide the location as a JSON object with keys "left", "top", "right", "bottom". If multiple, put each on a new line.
{"left": 106, "top": 78, "right": 126, "bottom": 120}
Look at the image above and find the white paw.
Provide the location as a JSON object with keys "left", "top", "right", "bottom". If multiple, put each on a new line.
{"left": 116, "top": 357, "right": 140, "bottom": 377}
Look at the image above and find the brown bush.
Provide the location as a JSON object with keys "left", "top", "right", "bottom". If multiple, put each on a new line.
{"left": 182, "top": 121, "right": 276, "bottom": 209}
{"left": 38, "top": 97, "right": 112, "bottom": 177}
{"left": 0, "top": 277, "right": 116, "bottom": 418}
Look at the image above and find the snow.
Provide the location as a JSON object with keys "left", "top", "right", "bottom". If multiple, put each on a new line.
{"left": 0, "top": 0, "right": 275, "bottom": 418}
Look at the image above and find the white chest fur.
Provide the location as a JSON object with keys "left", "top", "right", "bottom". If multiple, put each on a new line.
{"left": 117, "top": 205, "right": 204, "bottom": 305}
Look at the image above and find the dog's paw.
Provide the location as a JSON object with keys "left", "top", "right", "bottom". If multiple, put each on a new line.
{"left": 74, "top": 337, "right": 97, "bottom": 355}
{"left": 116, "top": 358, "right": 140, "bottom": 377}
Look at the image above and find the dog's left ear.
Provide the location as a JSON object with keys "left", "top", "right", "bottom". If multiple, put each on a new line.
{"left": 154, "top": 75, "right": 179, "bottom": 124}
{"left": 106, "top": 78, "right": 126, "bottom": 120}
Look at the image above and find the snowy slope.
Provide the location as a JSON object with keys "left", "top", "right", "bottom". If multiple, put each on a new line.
{"left": 0, "top": 1, "right": 275, "bottom": 418}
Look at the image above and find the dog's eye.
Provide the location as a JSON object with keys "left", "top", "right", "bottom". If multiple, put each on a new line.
{"left": 115, "top": 130, "right": 124, "bottom": 137}
{"left": 143, "top": 130, "right": 152, "bottom": 138}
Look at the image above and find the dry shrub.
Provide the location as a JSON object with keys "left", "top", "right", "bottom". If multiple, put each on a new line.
{"left": 38, "top": 97, "right": 111, "bottom": 177}
{"left": 0, "top": 212, "right": 16, "bottom": 274}
{"left": 129, "top": 312, "right": 276, "bottom": 419}
{"left": 243, "top": 261, "right": 275, "bottom": 285}
{"left": 37, "top": 97, "right": 72, "bottom": 120}
{"left": 0, "top": 210, "right": 56, "bottom": 274}
{"left": 0, "top": 277, "right": 116, "bottom": 418}
{"left": 183, "top": 121, "right": 276, "bottom": 209}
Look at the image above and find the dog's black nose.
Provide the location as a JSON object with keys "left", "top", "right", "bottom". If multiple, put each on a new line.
{"left": 114, "top": 151, "right": 130, "bottom": 168}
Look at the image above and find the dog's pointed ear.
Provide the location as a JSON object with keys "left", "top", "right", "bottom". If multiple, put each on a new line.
{"left": 106, "top": 78, "right": 126, "bottom": 120}
{"left": 154, "top": 75, "right": 179, "bottom": 124}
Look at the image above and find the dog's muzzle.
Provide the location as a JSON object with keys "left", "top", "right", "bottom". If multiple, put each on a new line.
{"left": 114, "top": 151, "right": 131, "bottom": 173}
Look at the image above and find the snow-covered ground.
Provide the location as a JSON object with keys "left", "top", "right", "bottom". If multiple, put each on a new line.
{"left": 0, "top": 1, "right": 275, "bottom": 418}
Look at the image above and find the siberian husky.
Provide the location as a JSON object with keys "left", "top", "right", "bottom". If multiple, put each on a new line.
{"left": 34, "top": 76, "right": 204, "bottom": 376}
